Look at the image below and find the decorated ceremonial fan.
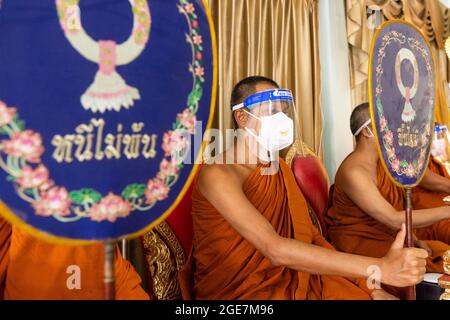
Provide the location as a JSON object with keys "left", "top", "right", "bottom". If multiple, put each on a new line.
{"left": 0, "top": 0, "right": 216, "bottom": 298}
{"left": 369, "top": 20, "right": 436, "bottom": 300}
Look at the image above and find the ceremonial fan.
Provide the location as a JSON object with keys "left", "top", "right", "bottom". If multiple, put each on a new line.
{"left": 369, "top": 20, "right": 436, "bottom": 300}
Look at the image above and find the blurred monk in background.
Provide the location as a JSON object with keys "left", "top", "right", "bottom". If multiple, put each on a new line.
{"left": 327, "top": 102, "right": 450, "bottom": 299}
{"left": 413, "top": 123, "right": 450, "bottom": 211}
{"left": 179, "top": 77, "right": 428, "bottom": 300}
{"left": 0, "top": 202, "right": 148, "bottom": 300}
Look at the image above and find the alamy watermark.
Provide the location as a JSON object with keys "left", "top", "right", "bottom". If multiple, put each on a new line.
{"left": 66, "top": 264, "right": 81, "bottom": 290}
{"left": 167, "top": 120, "right": 284, "bottom": 175}
{"left": 366, "top": 265, "right": 382, "bottom": 290}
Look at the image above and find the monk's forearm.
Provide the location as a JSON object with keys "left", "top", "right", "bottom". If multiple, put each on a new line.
{"left": 420, "top": 171, "right": 450, "bottom": 194}
{"left": 270, "top": 238, "right": 381, "bottom": 280}
{"left": 391, "top": 207, "right": 450, "bottom": 229}
{"left": 421, "top": 181, "right": 450, "bottom": 194}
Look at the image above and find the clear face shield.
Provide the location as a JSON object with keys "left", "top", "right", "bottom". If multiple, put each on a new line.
{"left": 431, "top": 124, "right": 449, "bottom": 159}
{"left": 232, "top": 89, "right": 299, "bottom": 162}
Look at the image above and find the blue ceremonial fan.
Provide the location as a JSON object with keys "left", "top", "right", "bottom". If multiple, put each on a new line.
{"left": 0, "top": 0, "right": 217, "bottom": 243}
{"left": 368, "top": 20, "right": 436, "bottom": 300}
{"left": 369, "top": 20, "right": 436, "bottom": 188}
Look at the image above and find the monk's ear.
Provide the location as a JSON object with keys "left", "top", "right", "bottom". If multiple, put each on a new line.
{"left": 361, "top": 127, "right": 374, "bottom": 138}
{"left": 234, "top": 109, "right": 248, "bottom": 128}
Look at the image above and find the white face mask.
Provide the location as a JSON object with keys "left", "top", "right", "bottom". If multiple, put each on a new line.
{"left": 244, "top": 111, "right": 294, "bottom": 161}
{"left": 432, "top": 138, "right": 446, "bottom": 157}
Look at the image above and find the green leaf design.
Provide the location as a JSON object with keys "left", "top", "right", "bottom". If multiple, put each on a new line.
{"left": 122, "top": 184, "right": 146, "bottom": 200}
{"left": 172, "top": 118, "right": 181, "bottom": 130}
{"left": 70, "top": 189, "right": 102, "bottom": 205}
{"left": 188, "top": 88, "right": 202, "bottom": 106}
{"left": 376, "top": 98, "right": 383, "bottom": 116}
{"left": 400, "top": 160, "right": 408, "bottom": 168}
{"left": 16, "top": 120, "right": 25, "bottom": 131}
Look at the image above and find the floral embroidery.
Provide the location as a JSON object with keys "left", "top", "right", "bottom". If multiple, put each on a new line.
{"left": 90, "top": 193, "right": 132, "bottom": 223}
{"left": 2, "top": 130, "right": 44, "bottom": 163}
{"left": 33, "top": 187, "right": 72, "bottom": 217}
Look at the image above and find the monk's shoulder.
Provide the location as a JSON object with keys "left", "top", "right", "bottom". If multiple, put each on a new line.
{"left": 197, "top": 164, "right": 242, "bottom": 192}
{"left": 336, "top": 155, "right": 369, "bottom": 186}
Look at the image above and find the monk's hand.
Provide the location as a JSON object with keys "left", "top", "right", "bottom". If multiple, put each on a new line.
{"left": 380, "top": 223, "right": 428, "bottom": 287}
{"left": 413, "top": 235, "right": 433, "bottom": 257}
{"left": 370, "top": 289, "right": 399, "bottom": 300}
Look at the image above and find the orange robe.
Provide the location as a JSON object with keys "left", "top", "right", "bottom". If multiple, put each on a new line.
{"left": 179, "top": 160, "right": 373, "bottom": 300}
{"left": 412, "top": 157, "right": 450, "bottom": 245}
{"left": 0, "top": 216, "right": 11, "bottom": 299}
{"left": 327, "top": 161, "right": 450, "bottom": 298}
{"left": 0, "top": 206, "right": 149, "bottom": 300}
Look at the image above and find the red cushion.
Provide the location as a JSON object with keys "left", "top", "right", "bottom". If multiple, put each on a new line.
{"left": 291, "top": 155, "right": 329, "bottom": 236}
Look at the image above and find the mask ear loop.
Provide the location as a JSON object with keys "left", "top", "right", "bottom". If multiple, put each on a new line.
{"left": 354, "top": 119, "right": 372, "bottom": 137}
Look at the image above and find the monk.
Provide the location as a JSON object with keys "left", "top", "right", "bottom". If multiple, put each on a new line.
{"left": 413, "top": 126, "right": 450, "bottom": 211}
{"left": 326, "top": 102, "right": 450, "bottom": 298}
{"left": 0, "top": 202, "right": 149, "bottom": 300}
{"left": 179, "top": 76, "right": 428, "bottom": 300}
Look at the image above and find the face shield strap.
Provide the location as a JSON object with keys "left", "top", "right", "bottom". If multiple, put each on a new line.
{"left": 231, "top": 89, "right": 294, "bottom": 111}
{"left": 354, "top": 119, "right": 372, "bottom": 137}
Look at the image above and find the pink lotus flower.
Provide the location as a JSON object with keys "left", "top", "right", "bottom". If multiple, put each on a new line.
{"left": 404, "top": 164, "right": 415, "bottom": 178}
{"left": 376, "top": 87, "right": 382, "bottom": 96}
{"left": 195, "top": 66, "right": 204, "bottom": 77}
{"left": 145, "top": 178, "right": 169, "bottom": 204}
{"left": 196, "top": 51, "right": 202, "bottom": 61}
{"left": 184, "top": 3, "right": 195, "bottom": 14}
{"left": 386, "top": 147, "right": 396, "bottom": 160}
{"left": 158, "top": 158, "right": 179, "bottom": 179}
{"left": 39, "top": 179, "right": 55, "bottom": 192}
{"left": 192, "top": 20, "right": 199, "bottom": 29}
{"left": 0, "top": 101, "right": 16, "bottom": 127}
{"left": 392, "top": 159, "right": 400, "bottom": 172}
{"left": 379, "top": 116, "right": 387, "bottom": 131}
{"left": 2, "top": 130, "right": 44, "bottom": 163}
{"left": 162, "top": 130, "right": 188, "bottom": 157}
{"left": 193, "top": 35, "right": 203, "bottom": 45}
{"left": 17, "top": 165, "right": 49, "bottom": 189}
{"left": 89, "top": 193, "right": 132, "bottom": 223}
{"left": 178, "top": 109, "right": 197, "bottom": 134}
{"left": 32, "top": 187, "right": 71, "bottom": 217}
{"left": 383, "top": 130, "right": 394, "bottom": 146}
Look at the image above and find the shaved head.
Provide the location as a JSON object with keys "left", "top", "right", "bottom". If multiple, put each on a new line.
{"left": 350, "top": 102, "right": 370, "bottom": 137}
{"left": 230, "top": 76, "right": 280, "bottom": 128}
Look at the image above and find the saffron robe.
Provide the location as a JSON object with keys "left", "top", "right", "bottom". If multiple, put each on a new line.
{"left": 179, "top": 160, "right": 373, "bottom": 300}
{"left": 0, "top": 203, "right": 149, "bottom": 300}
